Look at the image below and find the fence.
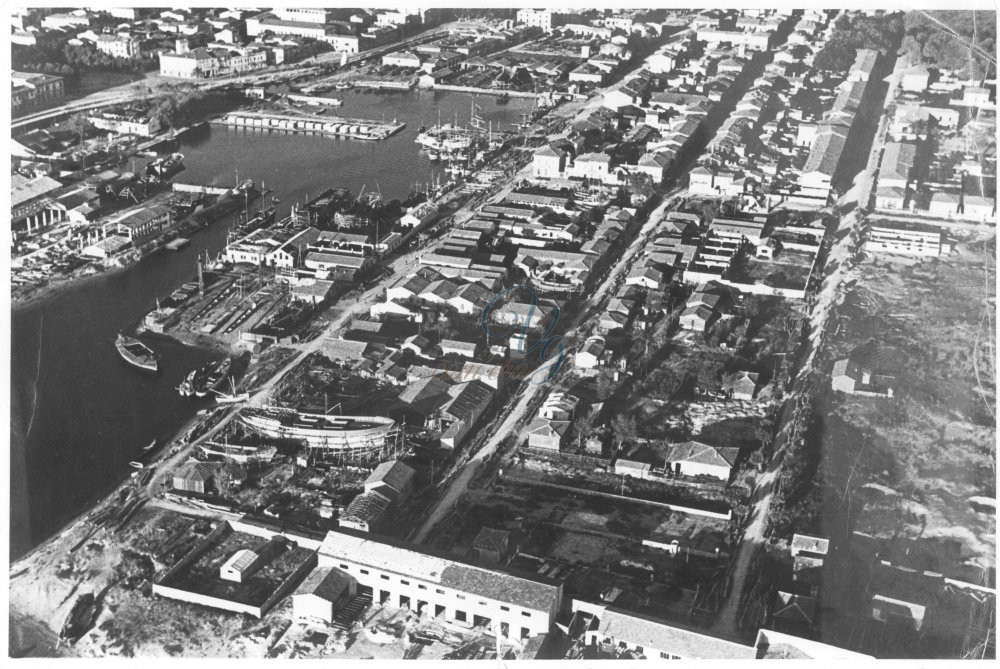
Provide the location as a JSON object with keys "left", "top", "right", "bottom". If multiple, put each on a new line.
{"left": 500, "top": 472, "right": 732, "bottom": 520}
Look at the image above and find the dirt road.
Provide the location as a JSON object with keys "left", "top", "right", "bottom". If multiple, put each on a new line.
{"left": 711, "top": 50, "right": 906, "bottom": 640}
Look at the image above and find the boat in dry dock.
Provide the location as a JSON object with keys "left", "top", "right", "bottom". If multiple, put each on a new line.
{"left": 238, "top": 408, "right": 396, "bottom": 454}
{"left": 115, "top": 333, "right": 158, "bottom": 372}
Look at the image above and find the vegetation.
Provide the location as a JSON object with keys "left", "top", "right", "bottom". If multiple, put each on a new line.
{"left": 151, "top": 85, "right": 208, "bottom": 129}
{"left": 901, "top": 10, "right": 997, "bottom": 77}
{"left": 813, "top": 11, "right": 905, "bottom": 72}
{"left": 13, "top": 39, "right": 155, "bottom": 86}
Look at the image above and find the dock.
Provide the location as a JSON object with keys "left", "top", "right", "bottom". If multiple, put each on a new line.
{"left": 165, "top": 238, "right": 190, "bottom": 251}
{"left": 212, "top": 111, "right": 406, "bottom": 141}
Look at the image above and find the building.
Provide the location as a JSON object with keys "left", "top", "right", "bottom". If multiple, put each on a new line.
{"left": 220, "top": 548, "right": 267, "bottom": 583}
{"left": 575, "top": 336, "right": 606, "bottom": 370}
{"left": 339, "top": 460, "right": 416, "bottom": 534}
{"left": 567, "top": 153, "right": 612, "bottom": 181}
{"left": 515, "top": 9, "right": 568, "bottom": 32}
{"left": 754, "top": 629, "right": 874, "bottom": 659}
{"left": 900, "top": 67, "right": 929, "bottom": 93}
{"left": 293, "top": 566, "right": 356, "bottom": 624}
{"left": 663, "top": 441, "right": 739, "bottom": 480}
{"left": 11, "top": 71, "right": 65, "bottom": 113}
{"left": 831, "top": 339, "right": 898, "bottom": 397}
{"left": 11, "top": 173, "right": 64, "bottom": 236}
{"left": 172, "top": 462, "right": 215, "bottom": 494}
{"left": 730, "top": 371, "right": 759, "bottom": 400}
{"left": 532, "top": 145, "right": 568, "bottom": 179}
{"left": 696, "top": 28, "right": 772, "bottom": 51}
{"left": 471, "top": 528, "right": 512, "bottom": 567}
{"left": 877, "top": 142, "right": 917, "bottom": 189}
{"left": 873, "top": 186, "right": 907, "bottom": 211}
{"left": 109, "top": 205, "right": 171, "bottom": 241}
{"left": 95, "top": 34, "right": 140, "bottom": 58}
{"left": 865, "top": 221, "right": 942, "bottom": 257}
{"left": 317, "top": 528, "right": 562, "bottom": 638}
{"left": 927, "top": 190, "right": 960, "bottom": 218}
{"left": 586, "top": 608, "right": 756, "bottom": 659}
{"left": 526, "top": 417, "right": 570, "bottom": 451}
{"left": 89, "top": 109, "right": 161, "bottom": 137}
{"left": 961, "top": 195, "right": 996, "bottom": 222}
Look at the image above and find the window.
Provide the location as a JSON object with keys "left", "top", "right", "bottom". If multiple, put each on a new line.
{"left": 401, "top": 580, "right": 410, "bottom": 585}
{"left": 456, "top": 594, "right": 465, "bottom": 600}
{"left": 360, "top": 569, "right": 369, "bottom": 575}
{"left": 339, "top": 564, "right": 349, "bottom": 570}
{"left": 380, "top": 574, "right": 390, "bottom": 581}
{"left": 455, "top": 610, "right": 467, "bottom": 622}
{"left": 436, "top": 588, "right": 445, "bottom": 595}
{"left": 500, "top": 606, "right": 509, "bottom": 612}
{"left": 418, "top": 584, "right": 427, "bottom": 590}
{"left": 522, "top": 612, "right": 531, "bottom": 618}
{"left": 479, "top": 601, "right": 486, "bottom": 606}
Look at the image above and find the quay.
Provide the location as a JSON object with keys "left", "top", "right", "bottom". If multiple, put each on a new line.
{"left": 211, "top": 111, "right": 406, "bottom": 141}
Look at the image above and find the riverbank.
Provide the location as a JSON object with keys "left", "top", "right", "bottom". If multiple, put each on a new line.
{"left": 11, "top": 262, "right": 112, "bottom": 310}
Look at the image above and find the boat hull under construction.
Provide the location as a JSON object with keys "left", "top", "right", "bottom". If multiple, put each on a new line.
{"left": 238, "top": 408, "right": 395, "bottom": 455}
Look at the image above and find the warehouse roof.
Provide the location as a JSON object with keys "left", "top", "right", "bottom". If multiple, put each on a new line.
{"left": 318, "top": 529, "right": 560, "bottom": 611}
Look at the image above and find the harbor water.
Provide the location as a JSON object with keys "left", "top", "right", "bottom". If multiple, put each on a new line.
{"left": 9, "top": 90, "right": 533, "bottom": 560}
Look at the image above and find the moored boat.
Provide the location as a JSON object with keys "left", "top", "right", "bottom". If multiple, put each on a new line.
{"left": 194, "top": 357, "right": 232, "bottom": 397}
{"left": 115, "top": 333, "right": 158, "bottom": 372}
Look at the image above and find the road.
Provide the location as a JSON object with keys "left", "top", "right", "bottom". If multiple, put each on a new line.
{"left": 711, "top": 49, "right": 906, "bottom": 640}
{"left": 411, "top": 185, "right": 684, "bottom": 544}
{"left": 12, "top": 26, "right": 456, "bottom": 131}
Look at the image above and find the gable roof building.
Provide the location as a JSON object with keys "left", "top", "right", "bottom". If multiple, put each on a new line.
{"left": 664, "top": 440, "right": 739, "bottom": 480}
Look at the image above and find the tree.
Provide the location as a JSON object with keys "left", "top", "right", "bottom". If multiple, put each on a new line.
{"left": 115, "top": 550, "right": 154, "bottom": 589}
{"left": 610, "top": 412, "right": 638, "bottom": 452}
{"left": 574, "top": 407, "right": 596, "bottom": 449}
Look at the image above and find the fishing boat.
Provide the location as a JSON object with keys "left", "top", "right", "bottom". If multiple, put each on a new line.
{"left": 60, "top": 593, "right": 97, "bottom": 642}
{"left": 146, "top": 152, "right": 185, "bottom": 180}
{"left": 235, "top": 204, "right": 277, "bottom": 234}
{"left": 142, "top": 439, "right": 157, "bottom": 453}
{"left": 194, "top": 357, "right": 232, "bottom": 397}
{"left": 427, "top": 150, "right": 440, "bottom": 161}
{"left": 115, "top": 333, "right": 158, "bottom": 372}
{"left": 128, "top": 461, "right": 144, "bottom": 469}
{"left": 178, "top": 367, "right": 198, "bottom": 396}
{"left": 213, "top": 378, "right": 249, "bottom": 404}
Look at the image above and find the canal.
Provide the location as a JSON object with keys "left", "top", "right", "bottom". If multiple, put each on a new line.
{"left": 9, "top": 90, "right": 533, "bottom": 560}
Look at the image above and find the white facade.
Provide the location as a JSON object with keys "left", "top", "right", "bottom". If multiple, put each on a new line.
{"left": 317, "top": 530, "right": 560, "bottom": 638}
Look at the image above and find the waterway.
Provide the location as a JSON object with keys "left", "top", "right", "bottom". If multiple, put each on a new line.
{"left": 9, "top": 90, "right": 533, "bottom": 560}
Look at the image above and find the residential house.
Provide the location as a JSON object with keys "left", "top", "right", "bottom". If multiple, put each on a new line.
{"left": 831, "top": 339, "right": 898, "bottom": 397}
{"left": 663, "top": 440, "right": 739, "bottom": 480}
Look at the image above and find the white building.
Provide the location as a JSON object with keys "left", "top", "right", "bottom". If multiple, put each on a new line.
{"left": 515, "top": 9, "right": 566, "bottom": 32}
{"left": 317, "top": 529, "right": 561, "bottom": 638}
{"left": 586, "top": 607, "right": 755, "bottom": 659}
{"left": 95, "top": 34, "right": 140, "bottom": 58}
{"left": 865, "top": 221, "right": 942, "bottom": 257}
{"left": 292, "top": 567, "right": 356, "bottom": 624}
{"left": 532, "top": 145, "right": 568, "bottom": 179}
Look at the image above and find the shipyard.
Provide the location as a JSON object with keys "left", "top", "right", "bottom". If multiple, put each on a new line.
{"left": 9, "top": 5, "right": 997, "bottom": 663}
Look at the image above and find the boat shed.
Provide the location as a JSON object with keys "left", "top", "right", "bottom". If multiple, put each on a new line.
{"left": 172, "top": 462, "right": 216, "bottom": 494}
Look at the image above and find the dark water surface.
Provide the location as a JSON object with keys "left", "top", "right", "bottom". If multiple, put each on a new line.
{"left": 9, "top": 90, "right": 532, "bottom": 560}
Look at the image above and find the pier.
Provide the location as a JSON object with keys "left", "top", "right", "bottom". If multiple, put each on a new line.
{"left": 211, "top": 111, "right": 406, "bottom": 141}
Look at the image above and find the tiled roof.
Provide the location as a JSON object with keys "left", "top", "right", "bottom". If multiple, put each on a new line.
{"left": 665, "top": 440, "right": 739, "bottom": 467}
{"left": 598, "top": 608, "right": 754, "bottom": 659}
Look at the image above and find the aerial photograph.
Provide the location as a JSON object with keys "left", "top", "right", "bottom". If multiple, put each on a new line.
{"left": 6, "top": 4, "right": 997, "bottom": 661}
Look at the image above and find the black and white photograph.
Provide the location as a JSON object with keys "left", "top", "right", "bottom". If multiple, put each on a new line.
{"left": 5, "top": 2, "right": 997, "bottom": 661}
